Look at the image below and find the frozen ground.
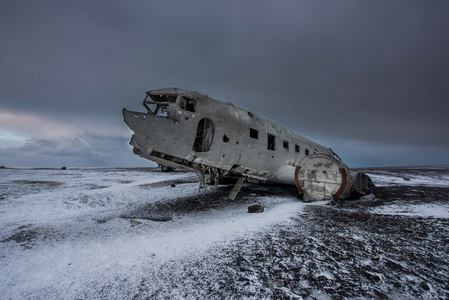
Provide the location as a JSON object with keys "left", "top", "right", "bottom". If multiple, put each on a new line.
{"left": 0, "top": 166, "right": 448, "bottom": 299}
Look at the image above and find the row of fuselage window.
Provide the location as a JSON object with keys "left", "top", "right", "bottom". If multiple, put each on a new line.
{"left": 249, "top": 128, "right": 309, "bottom": 155}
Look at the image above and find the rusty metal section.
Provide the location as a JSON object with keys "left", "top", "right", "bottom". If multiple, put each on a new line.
{"left": 294, "top": 153, "right": 374, "bottom": 201}
{"left": 294, "top": 154, "right": 351, "bottom": 201}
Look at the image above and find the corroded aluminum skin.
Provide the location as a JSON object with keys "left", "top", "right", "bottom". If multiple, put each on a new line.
{"left": 123, "top": 87, "right": 372, "bottom": 200}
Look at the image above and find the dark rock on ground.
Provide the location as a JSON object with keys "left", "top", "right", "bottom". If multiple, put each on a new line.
{"left": 248, "top": 204, "right": 264, "bottom": 213}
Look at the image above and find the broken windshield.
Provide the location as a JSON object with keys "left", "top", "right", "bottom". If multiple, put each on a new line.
{"left": 179, "top": 96, "right": 197, "bottom": 112}
{"left": 150, "top": 94, "right": 177, "bottom": 103}
{"left": 143, "top": 93, "right": 178, "bottom": 116}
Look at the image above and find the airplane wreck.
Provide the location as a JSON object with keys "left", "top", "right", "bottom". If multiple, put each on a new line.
{"left": 123, "top": 88, "right": 374, "bottom": 202}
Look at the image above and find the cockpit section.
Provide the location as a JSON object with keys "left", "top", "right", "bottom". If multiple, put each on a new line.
{"left": 142, "top": 91, "right": 197, "bottom": 120}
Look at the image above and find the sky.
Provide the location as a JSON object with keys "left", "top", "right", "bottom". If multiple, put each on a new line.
{"left": 1, "top": 0, "right": 448, "bottom": 168}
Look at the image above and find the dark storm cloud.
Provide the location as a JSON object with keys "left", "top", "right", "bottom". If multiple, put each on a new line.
{"left": 1, "top": 0, "right": 448, "bottom": 167}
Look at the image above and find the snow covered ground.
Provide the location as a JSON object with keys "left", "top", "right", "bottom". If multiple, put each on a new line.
{"left": 1, "top": 166, "right": 448, "bottom": 299}
{"left": 364, "top": 167, "right": 449, "bottom": 219}
{"left": 365, "top": 165, "right": 449, "bottom": 188}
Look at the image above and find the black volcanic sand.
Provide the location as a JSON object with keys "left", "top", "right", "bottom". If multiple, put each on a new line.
{"left": 4, "top": 167, "right": 448, "bottom": 299}
{"left": 126, "top": 168, "right": 449, "bottom": 299}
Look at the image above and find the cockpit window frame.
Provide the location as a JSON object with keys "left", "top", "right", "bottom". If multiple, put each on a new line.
{"left": 149, "top": 94, "right": 178, "bottom": 103}
{"left": 143, "top": 93, "right": 179, "bottom": 116}
{"left": 178, "top": 96, "right": 197, "bottom": 113}
{"left": 142, "top": 92, "right": 198, "bottom": 118}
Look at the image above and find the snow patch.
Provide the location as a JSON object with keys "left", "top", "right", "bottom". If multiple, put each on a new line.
{"left": 371, "top": 203, "right": 449, "bottom": 218}
{"left": 0, "top": 168, "right": 309, "bottom": 298}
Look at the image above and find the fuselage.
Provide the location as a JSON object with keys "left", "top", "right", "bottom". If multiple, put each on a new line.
{"left": 123, "top": 87, "right": 333, "bottom": 186}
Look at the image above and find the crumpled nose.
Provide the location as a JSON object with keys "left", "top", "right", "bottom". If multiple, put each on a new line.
{"left": 123, "top": 108, "right": 150, "bottom": 133}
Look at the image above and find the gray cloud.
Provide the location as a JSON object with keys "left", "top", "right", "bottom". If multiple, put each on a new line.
{"left": 1, "top": 0, "right": 448, "bottom": 167}
{"left": 0, "top": 135, "right": 148, "bottom": 168}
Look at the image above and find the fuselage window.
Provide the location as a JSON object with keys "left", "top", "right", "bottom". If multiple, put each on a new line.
{"left": 283, "top": 140, "right": 289, "bottom": 150}
{"left": 295, "top": 144, "right": 300, "bottom": 153}
{"left": 179, "top": 96, "right": 197, "bottom": 112}
{"left": 193, "top": 118, "right": 215, "bottom": 152}
{"left": 305, "top": 148, "right": 310, "bottom": 155}
{"left": 250, "top": 128, "right": 259, "bottom": 139}
{"left": 267, "top": 133, "right": 275, "bottom": 151}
